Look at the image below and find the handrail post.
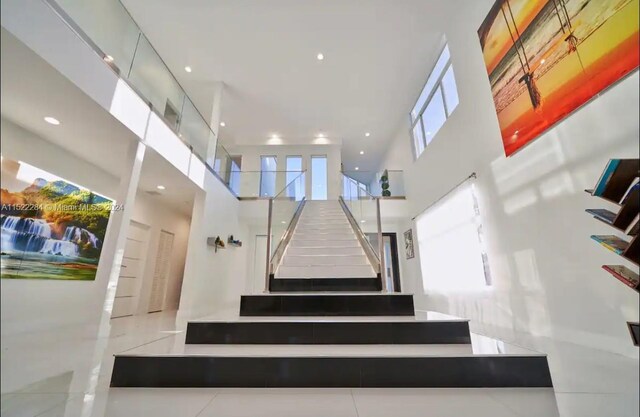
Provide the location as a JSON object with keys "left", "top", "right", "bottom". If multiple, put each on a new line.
{"left": 264, "top": 198, "right": 273, "bottom": 293}
{"left": 376, "top": 197, "right": 387, "bottom": 292}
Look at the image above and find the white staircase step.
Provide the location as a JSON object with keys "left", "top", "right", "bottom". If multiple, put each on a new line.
{"left": 276, "top": 265, "right": 376, "bottom": 278}
{"left": 286, "top": 246, "right": 364, "bottom": 256}
{"left": 282, "top": 254, "right": 369, "bottom": 266}
{"left": 290, "top": 239, "right": 361, "bottom": 248}
{"left": 298, "top": 217, "right": 349, "bottom": 224}
{"left": 296, "top": 225, "right": 353, "bottom": 233}
{"left": 293, "top": 232, "right": 355, "bottom": 240}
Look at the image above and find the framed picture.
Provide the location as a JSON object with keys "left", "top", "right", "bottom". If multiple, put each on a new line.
{"left": 1, "top": 158, "right": 113, "bottom": 280}
{"left": 404, "top": 229, "right": 415, "bottom": 259}
{"left": 478, "top": 0, "right": 639, "bottom": 156}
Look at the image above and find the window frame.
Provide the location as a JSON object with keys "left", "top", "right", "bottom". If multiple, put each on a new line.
{"left": 410, "top": 44, "right": 458, "bottom": 160}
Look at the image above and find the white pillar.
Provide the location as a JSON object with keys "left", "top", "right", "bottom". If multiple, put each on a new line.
{"left": 96, "top": 139, "right": 146, "bottom": 333}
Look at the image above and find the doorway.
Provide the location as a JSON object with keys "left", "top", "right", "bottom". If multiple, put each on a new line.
{"left": 366, "top": 232, "right": 401, "bottom": 292}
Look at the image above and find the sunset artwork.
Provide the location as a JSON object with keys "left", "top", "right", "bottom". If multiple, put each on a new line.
{"left": 478, "top": 0, "right": 639, "bottom": 156}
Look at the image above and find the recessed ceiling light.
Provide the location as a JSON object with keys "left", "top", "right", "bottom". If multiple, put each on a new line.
{"left": 317, "top": 53, "right": 324, "bottom": 61}
{"left": 44, "top": 116, "right": 60, "bottom": 125}
{"left": 103, "top": 55, "right": 114, "bottom": 63}
{"left": 360, "top": 151, "right": 364, "bottom": 155}
{"left": 365, "top": 132, "right": 370, "bottom": 137}
{"left": 540, "top": 59, "right": 546, "bottom": 64}
{"left": 355, "top": 167, "right": 359, "bottom": 171}
{"left": 360, "top": 220, "right": 366, "bottom": 223}
{"left": 156, "top": 185, "right": 166, "bottom": 190}
{"left": 184, "top": 66, "right": 192, "bottom": 73}
{"left": 426, "top": 131, "right": 432, "bottom": 135}
{"left": 220, "top": 122, "right": 226, "bottom": 127}
{"left": 317, "top": 133, "right": 325, "bottom": 138}
{"left": 270, "top": 134, "right": 280, "bottom": 139}
{"left": 281, "top": 221, "right": 286, "bottom": 224}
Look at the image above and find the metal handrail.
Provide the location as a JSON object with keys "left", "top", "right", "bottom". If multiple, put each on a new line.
{"left": 264, "top": 171, "right": 306, "bottom": 292}
{"left": 340, "top": 174, "right": 387, "bottom": 292}
{"left": 338, "top": 196, "right": 381, "bottom": 275}
{"left": 269, "top": 197, "right": 306, "bottom": 274}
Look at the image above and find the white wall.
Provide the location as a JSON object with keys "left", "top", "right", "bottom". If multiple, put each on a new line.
{"left": 227, "top": 144, "right": 342, "bottom": 199}
{"left": 379, "top": 0, "right": 640, "bottom": 358}
{"left": 179, "top": 169, "right": 249, "bottom": 319}
{"left": 1, "top": 118, "right": 119, "bottom": 334}
{"left": 1, "top": 118, "right": 191, "bottom": 333}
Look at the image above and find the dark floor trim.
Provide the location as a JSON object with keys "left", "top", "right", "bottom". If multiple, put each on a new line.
{"left": 239, "top": 294, "right": 415, "bottom": 316}
{"left": 269, "top": 277, "right": 381, "bottom": 292}
{"left": 185, "top": 320, "right": 471, "bottom": 344}
{"left": 111, "top": 355, "right": 553, "bottom": 388}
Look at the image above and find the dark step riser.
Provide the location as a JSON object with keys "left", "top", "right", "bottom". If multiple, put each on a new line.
{"left": 111, "top": 356, "right": 553, "bottom": 388}
{"left": 185, "top": 321, "right": 471, "bottom": 344}
{"left": 269, "top": 278, "right": 381, "bottom": 292}
{"left": 240, "top": 295, "right": 415, "bottom": 316}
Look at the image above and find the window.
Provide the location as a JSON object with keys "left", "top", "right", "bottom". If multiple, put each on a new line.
{"left": 411, "top": 44, "right": 459, "bottom": 159}
{"left": 259, "top": 156, "right": 277, "bottom": 197}
{"left": 285, "top": 156, "right": 304, "bottom": 200}
{"left": 311, "top": 156, "right": 327, "bottom": 200}
{"left": 415, "top": 182, "right": 489, "bottom": 292}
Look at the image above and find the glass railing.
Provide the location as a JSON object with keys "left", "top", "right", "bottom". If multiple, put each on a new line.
{"left": 49, "top": 0, "right": 230, "bottom": 174}
{"left": 342, "top": 170, "right": 405, "bottom": 197}
{"left": 264, "top": 171, "right": 306, "bottom": 290}
{"left": 210, "top": 171, "right": 306, "bottom": 199}
{"left": 339, "top": 174, "right": 387, "bottom": 291}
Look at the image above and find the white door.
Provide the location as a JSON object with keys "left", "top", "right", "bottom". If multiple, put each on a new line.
{"left": 253, "top": 235, "right": 268, "bottom": 293}
{"left": 148, "top": 230, "right": 175, "bottom": 313}
{"left": 112, "top": 220, "right": 150, "bottom": 318}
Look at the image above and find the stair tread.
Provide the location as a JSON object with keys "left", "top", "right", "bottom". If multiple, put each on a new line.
{"left": 116, "top": 333, "right": 543, "bottom": 357}
{"left": 191, "top": 310, "right": 468, "bottom": 323}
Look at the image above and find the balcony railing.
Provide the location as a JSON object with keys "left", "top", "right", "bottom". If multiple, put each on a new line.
{"left": 342, "top": 170, "right": 405, "bottom": 198}
{"left": 49, "top": 0, "right": 229, "bottom": 176}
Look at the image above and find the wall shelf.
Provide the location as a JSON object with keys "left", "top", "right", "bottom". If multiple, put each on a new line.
{"left": 587, "top": 159, "right": 639, "bottom": 346}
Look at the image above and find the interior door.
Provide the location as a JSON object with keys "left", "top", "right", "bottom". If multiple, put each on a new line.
{"left": 148, "top": 230, "right": 175, "bottom": 313}
{"left": 112, "top": 220, "right": 150, "bottom": 318}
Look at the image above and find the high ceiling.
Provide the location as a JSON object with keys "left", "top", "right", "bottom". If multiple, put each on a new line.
{"left": 120, "top": 0, "right": 450, "bottom": 173}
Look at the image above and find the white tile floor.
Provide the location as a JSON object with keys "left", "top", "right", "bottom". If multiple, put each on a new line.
{"left": 1, "top": 311, "right": 637, "bottom": 417}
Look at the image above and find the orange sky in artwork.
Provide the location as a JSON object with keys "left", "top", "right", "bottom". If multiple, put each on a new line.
{"left": 483, "top": 0, "right": 547, "bottom": 74}
{"left": 479, "top": 0, "right": 639, "bottom": 156}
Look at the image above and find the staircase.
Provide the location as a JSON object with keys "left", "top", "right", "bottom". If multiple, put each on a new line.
{"left": 271, "top": 200, "right": 381, "bottom": 292}
{"left": 110, "top": 199, "right": 554, "bottom": 389}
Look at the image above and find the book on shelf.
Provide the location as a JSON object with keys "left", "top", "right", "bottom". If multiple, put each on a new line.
{"left": 602, "top": 265, "right": 639, "bottom": 289}
{"left": 585, "top": 208, "right": 617, "bottom": 225}
{"left": 619, "top": 177, "right": 639, "bottom": 205}
{"left": 591, "top": 235, "right": 629, "bottom": 254}
{"left": 627, "top": 214, "right": 640, "bottom": 236}
{"left": 593, "top": 159, "right": 621, "bottom": 196}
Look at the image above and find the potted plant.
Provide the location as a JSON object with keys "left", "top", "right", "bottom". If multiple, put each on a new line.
{"left": 380, "top": 170, "right": 391, "bottom": 197}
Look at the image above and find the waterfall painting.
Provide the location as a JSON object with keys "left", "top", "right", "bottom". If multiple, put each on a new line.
{"left": 0, "top": 158, "right": 113, "bottom": 280}
{"left": 478, "top": 0, "right": 639, "bottom": 156}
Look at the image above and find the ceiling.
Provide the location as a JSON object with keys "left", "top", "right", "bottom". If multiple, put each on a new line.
{"left": 1, "top": 29, "right": 197, "bottom": 217}
{"left": 119, "top": 0, "right": 450, "bottom": 173}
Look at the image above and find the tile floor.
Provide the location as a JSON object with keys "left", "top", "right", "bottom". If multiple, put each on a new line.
{"left": 1, "top": 311, "right": 637, "bottom": 417}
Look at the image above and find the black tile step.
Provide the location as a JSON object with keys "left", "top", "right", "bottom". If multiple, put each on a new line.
{"left": 239, "top": 294, "right": 415, "bottom": 316}
{"left": 269, "top": 276, "right": 381, "bottom": 292}
{"left": 185, "top": 320, "right": 471, "bottom": 344}
{"left": 111, "top": 355, "right": 553, "bottom": 388}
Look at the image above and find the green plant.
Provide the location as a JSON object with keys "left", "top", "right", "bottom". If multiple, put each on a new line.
{"left": 380, "top": 169, "right": 391, "bottom": 197}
